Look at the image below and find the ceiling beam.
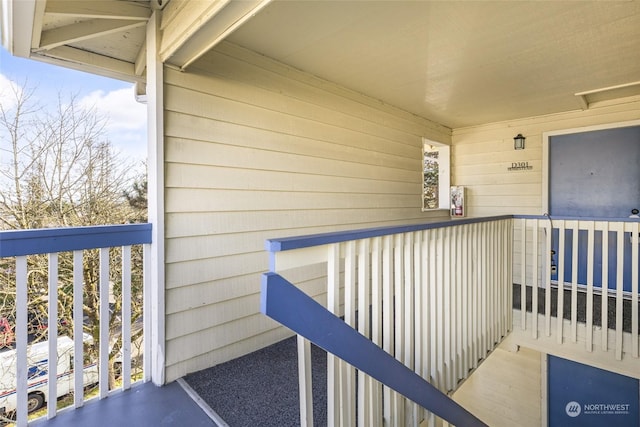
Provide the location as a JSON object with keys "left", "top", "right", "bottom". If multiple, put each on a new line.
{"left": 45, "top": 0, "right": 150, "bottom": 21}
{"left": 30, "top": 0, "right": 46, "bottom": 49}
{"left": 134, "top": 42, "right": 147, "bottom": 76}
{"left": 38, "top": 19, "right": 146, "bottom": 51}
{"left": 160, "top": 0, "right": 272, "bottom": 70}
{"left": 36, "top": 45, "right": 144, "bottom": 83}
{"left": 159, "top": 0, "right": 230, "bottom": 62}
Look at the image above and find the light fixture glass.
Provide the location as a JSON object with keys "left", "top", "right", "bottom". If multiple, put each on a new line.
{"left": 514, "top": 133, "right": 525, "bottom": 150}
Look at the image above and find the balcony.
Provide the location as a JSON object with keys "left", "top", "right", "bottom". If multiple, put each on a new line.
{"left": 1, "top": 216, "right": 638, "bottom": 426}
{"left": 262, "top": 215, "right": 639, "bottom": 426}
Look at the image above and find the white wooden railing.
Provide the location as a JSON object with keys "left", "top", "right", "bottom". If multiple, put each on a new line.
{"left": 266, "top": 216, "right": 513, "bottom": 427}
{"left": 0, "top": 224, "right": 151, "bottom": 426}
{"left": 513, "top": 216, "right": 639, "bottom": 374}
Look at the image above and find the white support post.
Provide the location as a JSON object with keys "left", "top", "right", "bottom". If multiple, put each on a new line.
{"left": 146, "top": 9, "right": 166, "bottom": 386}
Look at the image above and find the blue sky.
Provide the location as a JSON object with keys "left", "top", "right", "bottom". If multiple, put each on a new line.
{"left": 0, "top": 46, "right": 147, "bottom": 164}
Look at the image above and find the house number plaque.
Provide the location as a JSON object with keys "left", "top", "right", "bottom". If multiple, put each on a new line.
{"left": 508, "top": 161, "right": 533, "bottom": 171}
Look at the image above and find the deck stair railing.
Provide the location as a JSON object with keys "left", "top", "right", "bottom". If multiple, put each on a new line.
{"left": 513, "top": 215, "right": 639, "bottom": 374}
{"left": 263, "top": 216, "right": 513, "bottom": 427}
{"left": 0, "top": 224, "right": 152, "bottom": 427}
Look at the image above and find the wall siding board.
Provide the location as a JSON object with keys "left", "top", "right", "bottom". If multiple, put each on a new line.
{"left": 164, "top": 109, "right": 420, "bottom": 161}
{"left": 165, "top": 209, "right": 445, "bottom": 239}
{"left": 165, "top": 162, "right": 419, "bottom": 194}
{"left": 165, "top": 189, "right": 421, "bottom": 213}
{"left": 166, "top": 135, "right": 422, "bottom": 181}
{"left": 163, "top": 45, "right": 450, "bottom": 380}
{"left": 164, "top": 134, "right": 418, "bottom": 175}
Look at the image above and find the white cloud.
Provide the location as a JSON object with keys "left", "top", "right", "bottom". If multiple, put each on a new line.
{"left": 0, "top": 73, "right": 21, "bottom": 110}
{"left": 79, "top": 86, "right": 146, "bottom": 132}
{"left": 79, "top": 86, "right": 147, "bottom": 162}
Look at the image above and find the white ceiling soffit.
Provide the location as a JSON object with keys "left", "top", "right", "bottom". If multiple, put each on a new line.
{"left": 26, "top": 0, "right": 151, "bottom": 83}
{"left": 226, "top": 1, "right": 640, "bottom": 128}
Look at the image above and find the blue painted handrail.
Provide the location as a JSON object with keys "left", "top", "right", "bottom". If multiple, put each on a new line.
{"left": 261, "top": 272, "right": 488, "bottom": 427}
{"left": 266, "top": 215, "right": 512, "bottom": 252}
{"left": 266, "top": 214, "right": 640, "bottom": 253}
{"left": 0, "top": 223, "right": 152, "bottom": 257}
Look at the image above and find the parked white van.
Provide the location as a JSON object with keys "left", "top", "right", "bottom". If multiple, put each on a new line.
{"left": 0, "top": 335, "right": 98, "bottom": 416}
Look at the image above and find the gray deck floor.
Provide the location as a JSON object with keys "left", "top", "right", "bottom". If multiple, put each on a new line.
{"left": 30, "top": 380, "right": 218, "bottom": 427}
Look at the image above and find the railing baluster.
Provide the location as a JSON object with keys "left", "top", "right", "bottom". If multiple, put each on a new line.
{"left": 382, "top": 235, "right": 394, "bottom": 425}
{"left": 436, "top": 228, "right": 445, "bottom": 389}
{"left": 426, "top": 229, "right": 436, "bottom": 426}
{"left": 601, "top": 222, "right": 609, "bottom": 351}
{"left": 556, "top": 220, "right": 565, "bottom": 344}
{"left": 122, "top": 245, "right": 132, "bottom": 390}
{"left": 544, "top": 221, "right": 552, "bottom": 337}
{"left": 393, "top": 233, "right": 405, "bottom": 425}
{"left": 586, "top": 222, "right": 595, "bottom": 351}
{"left": 471, "top": 223, "right": 479, "bottom": 369}
{"left": 615, "top": 223, "right": 624, "bottom": 360}
{"left": 16, "top": 256, "right": 28, "bottom": 427}
{"left": 454, "top": 226, "right": 463, "bottom": 384}
{"left": 47, "top": 252, "right": 59, "bottom": 419}
{"left": 520, "top": 219, "right": 527, "bottom": 331}
{"left": 344, "top": 240, "right": 356, "bottom": 426}
{"left": 297, "top": 335, "right": 313, "bottom": 427}
{"left": 413, "top": 232, "right": 423, "bottom": 426}
{"left": 73, "top": 250, "right": 85, "bottom": 408}
{"left": 371, "top": 237, "right": 383, "bottom": 426}
{"left": 443, "top": 227, "right": 453, "bottom": 391}
{"left": 357, "top": 238, "right": 371, "bottom": 427}
{"left": 570, "top": 221, "right": 579, "bottom": 342}
{"left": 531, "top": 219, "right": 539, "bottom": 339}
{"left": 327, "top": 243, "right": 341, "bottom": 426}
{"left": 99, "top": 247, "right": 110, "bottom": 398}
{"left": 461, "top": 225, "right": 469, "bottom": 377}
{"left": 631, "top": 222, "right": 639, "bottom": 358}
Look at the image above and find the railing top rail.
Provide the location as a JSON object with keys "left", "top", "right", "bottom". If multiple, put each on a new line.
{"left": 0, "top": 223, "right": 152, "bottom": 257}
{"left": 515, "top": 214, "right": 640, "bottom": 222}
{"left": 266, "top": 215, "right": 512, "bottom": 252}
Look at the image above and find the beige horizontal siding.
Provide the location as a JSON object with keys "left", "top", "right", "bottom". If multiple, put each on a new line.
{"left": 163, "top": 42, "right": 451, "bottom": 380}
{"left": 452, "top": 97, "right": 640, "bottom": 217}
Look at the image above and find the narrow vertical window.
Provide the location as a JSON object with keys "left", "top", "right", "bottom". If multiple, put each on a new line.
{"left": 422, "top": 140, "right": 450, "bottom": 211}
{"left": 423, "top": 147, "right": 439, "bottom": 209}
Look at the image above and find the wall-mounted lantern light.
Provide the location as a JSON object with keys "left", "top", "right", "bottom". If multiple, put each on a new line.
{"left": 514, "top": 133, "right": 526, "bottom": 150}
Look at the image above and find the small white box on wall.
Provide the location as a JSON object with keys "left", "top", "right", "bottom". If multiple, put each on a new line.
{"left": 450, "top": 186, "right": 465, "bottom": 218}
